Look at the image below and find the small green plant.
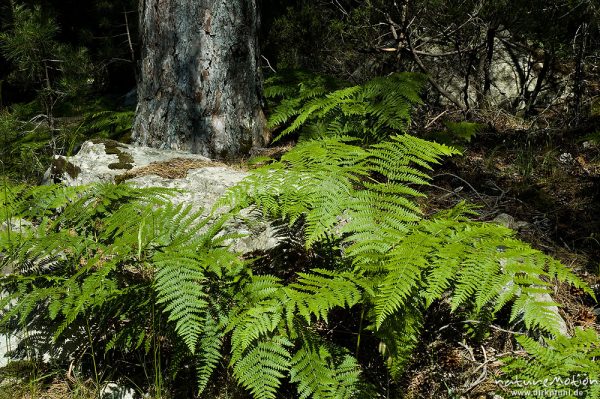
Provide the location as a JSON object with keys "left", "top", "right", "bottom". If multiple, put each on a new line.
{"left": 0, "top": 110, "right": 52, "bottom": 181}
{"left": 514, "top": 139, "right": 535, "bottom": 179}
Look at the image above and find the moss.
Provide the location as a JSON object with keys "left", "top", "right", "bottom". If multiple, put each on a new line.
{"left": 107, "top": 157, "right": 134, "bottom": 170}
{"left": 51, "top": 157, "right": 81, "bottom": 179}
{"left": 91, "top": 138, "right": 124, "bottom": 153}
{"left": 91, "top": 139, "right": 134, "bottom": 170}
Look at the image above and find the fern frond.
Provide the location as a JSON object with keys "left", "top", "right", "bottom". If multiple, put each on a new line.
{"left": 290, "top": 335, "right": 361, "bottom": 399}
{"left": 231, "top": 336, "right": 293, "bottom": 399}
{"left": 373, "top": 305, "right": 424, "bottom": 379}
{"left": 221, "top": 135, "right": 455, "bottom": 252}
{"left": 372, "top": 226, "right": 441, "bottom": 328}
{"left": 284, "top": 269, "right": 363, "bottom": 324}
{"left": 154, "top": 250, "right": 207, "bottom": 353}
{"left": 501, "top": 328, "right": 600, "bottom": 398}
{"left": 290, "top": 341, "right": 338, "bottom": 399}
{"left": 196, "top": 311, "right": 224, "bottom": 394}
{"left": 229, "top": 300, "right": 284, "bottom": 364}
{"left": 265, "top": 71, "right": 427, "bottom": 142}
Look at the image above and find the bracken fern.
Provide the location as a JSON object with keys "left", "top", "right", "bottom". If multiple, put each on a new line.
{"left": 265, "top": 71, "right": 426, "bottom": 142}
{"left": 1, "top": 71, "right": 597, "bottom": 399}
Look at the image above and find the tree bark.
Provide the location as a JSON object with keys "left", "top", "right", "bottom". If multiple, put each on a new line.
{"left": 133, "top": 0, "right": 268, "bottom": 160}
{"left": 476, "top": 25, "right": 496, "bottom": 109}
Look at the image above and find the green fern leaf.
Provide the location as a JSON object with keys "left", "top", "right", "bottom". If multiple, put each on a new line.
{"left": 232, "top": 336, "right": 293, "bottom": 399}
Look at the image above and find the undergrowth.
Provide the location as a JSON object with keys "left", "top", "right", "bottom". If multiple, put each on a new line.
{"left": 0, "top": 72, "right": 597, "bottom": 399}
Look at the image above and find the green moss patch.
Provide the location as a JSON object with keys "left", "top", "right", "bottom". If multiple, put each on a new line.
{"left": 50, "top": 157, "right": 81, "bottom": 179}
{"left": 91, "top": 139, "right": 134, "bottom": 170}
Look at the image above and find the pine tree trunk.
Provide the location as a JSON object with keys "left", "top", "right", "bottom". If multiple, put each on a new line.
{"left": 133, "top": 0, "right": 267, "bottom": 159}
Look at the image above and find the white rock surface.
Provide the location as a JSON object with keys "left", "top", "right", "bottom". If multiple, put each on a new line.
{"left": 100, "top": 382, "right": 136, "bottom": 399}
{"left": 0, "top": 332, "right": 21, "bottom": 368}
{"left": 42, "top": 140, "right": 277, "bottom": 253}
{"left": 43, "top": 140, "right": 217, "bottom": 186}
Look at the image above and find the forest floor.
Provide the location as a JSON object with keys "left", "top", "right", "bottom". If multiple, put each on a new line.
{"left": 402, "top": 120, "right": 600, "bottom": 398}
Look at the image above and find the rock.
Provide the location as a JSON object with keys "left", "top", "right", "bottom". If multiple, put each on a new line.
{"left": 100, "top": 382, "right": 136, "bottom": 399}
{"left": 43, "top": 139, "right": 216, "bottom": 186}
{"left": 43, "top": 140, "right": 277, "bottom": 253}
{"left": 493, "top": 213, "right": 515, "bottom": 228}
{"left": 559, "top": 152, "right": 574, "bottom": 164}
{"left": 0, "top": 332, "right": 22, "bottom": 368}
{"left": 492, "top": 213, "right": 528, "bottom": 231}
{"left": 0, "top": 218, "right": 32, "bottom": 234}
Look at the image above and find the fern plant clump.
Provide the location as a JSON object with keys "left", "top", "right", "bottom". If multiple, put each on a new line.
{"left": 0, "top": 71, "right": 597, "bottom": 399}
{"left": 0, "top": 183, "right": 248, "bottom": 394}
{"left": 265, "top": 71, "right": 426, "bottom": 143}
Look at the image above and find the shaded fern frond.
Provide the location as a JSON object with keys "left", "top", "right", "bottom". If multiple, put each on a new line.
{"left": 265, "top": 71, "right": 426, "bottom": 142}
{"left": 285, "top": 269, "right": 364, "bottom": 325}
{"left": 290, "top": 335, "right": 361, "bottom": 399}
{"left": 196, "top": 310, "right": 225, "bottom": 394}
{"left": 78, "top": 110, "right": 134, "bottom": 140}
{"left": 372, "top": 304, "right": 424, "bottom": 379}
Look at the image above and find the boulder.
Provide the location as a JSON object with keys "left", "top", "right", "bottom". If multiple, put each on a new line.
{"left": 492, "top": 213, "right": 529, "bottom": 231}
{"left": 100, "top": 382, "right": 136, "bottom": 399}
{"left": 42, "top": 140, "right": 277, "bottom": 253}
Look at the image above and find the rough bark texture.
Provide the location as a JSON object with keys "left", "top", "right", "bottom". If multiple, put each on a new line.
{"left": 133, "top": 0, "right": 268, "bottom": 160}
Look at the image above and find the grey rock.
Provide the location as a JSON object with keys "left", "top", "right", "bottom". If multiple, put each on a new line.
{"left": 0, "top": 218, "right": 32, "bottom": 233}
{"left": 0, "top": 332, "right": 22, "bottom": 368}
{"left": 493, "top": 213, "right": 528, "bottom": 231}
{"left": 43, "top": 140, "right": 217, "bottom": 186}
{"left": 43, "top": 140, "right": 277, "bottom": 253}
{"left": 101, "top": 382, "right": 137, "bottom": 399}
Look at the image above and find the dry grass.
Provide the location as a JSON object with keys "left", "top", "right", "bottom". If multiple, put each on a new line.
{"left": 115, "top": 157, "right": 223, "bottom": 183}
